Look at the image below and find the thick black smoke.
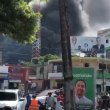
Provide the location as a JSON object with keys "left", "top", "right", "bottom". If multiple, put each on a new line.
{"left": 84, "top": 0, "right": 110, "bottom": 30}
{"left": 41, "top": 0, "right": 84, "bottom": 55}
{"left": 1, "top": 0, "right": 85, "bottom": 64}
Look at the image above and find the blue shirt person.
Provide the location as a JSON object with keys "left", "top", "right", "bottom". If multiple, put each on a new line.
{"left": 26, "top": 94, "right": 43, "bottom": 108}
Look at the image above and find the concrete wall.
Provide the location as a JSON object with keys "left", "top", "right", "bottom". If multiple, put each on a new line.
{"left": 36, "top": 63, "right": 52, "bottom": 79}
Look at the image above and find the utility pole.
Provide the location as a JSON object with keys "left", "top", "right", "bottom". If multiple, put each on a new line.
{"left": 59, "top": 0, "right": 75, "bottom": 110}
{"left": 42, "top": 63, "right": 44, "bottom": 89}
{"left": 0, "top": 48, "right": 3, "bottom": 65}
{"left": 102, "top": 55, "right": 104, "bottom": 92}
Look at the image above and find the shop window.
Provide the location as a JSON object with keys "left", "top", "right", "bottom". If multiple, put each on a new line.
{"left": 106, "top": 39, "right": 109, "bottom": 43}
{"left": 99, "top": 63, "right": 106, "bottom": 69}
{"left": 84, "top": 63, "right": 89, "bottom": 67}
{"left": 57, "top": 65, "right": 63, "bottom": 72}
{"left": 0, "top": 83, "right": 2, "bottom": 89}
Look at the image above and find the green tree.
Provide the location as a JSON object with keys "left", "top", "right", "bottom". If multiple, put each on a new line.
{"left": 43, "top": 54, "right": 60, "bottom": 62}
{"left": 32, "top": 54, "right": 60, "bottom": 64}
{"left": 84, "top": 53, "right": 97, "bottom": 57}
{"left": 24, "top": 61, "right": 34, "bottom": 66}
{"left": 32, "top": 56, "right": 44, "bottom": 64}
{"left": 71, "top": 54, "right": 80, "bottom": 57}
{"left": 0, "top": 0, "right": 47, "bottom": 44}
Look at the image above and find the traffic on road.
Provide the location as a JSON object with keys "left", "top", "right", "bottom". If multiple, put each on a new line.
{"left": 0, "top": 88, "right": 64, "bottom": 110}
{"left": 1, "top": 88, "right": 110, "bottom": 110}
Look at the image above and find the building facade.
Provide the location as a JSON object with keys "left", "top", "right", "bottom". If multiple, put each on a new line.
{"left": 28, "top": 63, "right": 53, "bottom": 92}
{"left": 48, "top": 57, "right": 110, "bottom": 92}
{"left": 0, "top": 66, "right": 10, "bottom": 89}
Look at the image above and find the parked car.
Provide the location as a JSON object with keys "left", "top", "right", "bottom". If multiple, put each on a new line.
{"left": 0, "top": 89, "right": 26, "bottom": 110}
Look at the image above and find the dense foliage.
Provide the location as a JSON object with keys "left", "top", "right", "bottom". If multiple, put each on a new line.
{"left": 32, "top": 54, "right": 60, "bottom": 64}
{"left": 84, "top": 53, "right": 97, "bottom": 57}
{"left": 0, "top": 0, "right": 47, "bottom": 44}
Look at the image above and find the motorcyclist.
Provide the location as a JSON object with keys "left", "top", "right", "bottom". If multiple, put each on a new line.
{"left": 54, "top": 97, "right": 63, "bottom": 110}
{"left": 27, "top": 94, "right": 43, "bottom": 110}
{"left": 57, "top": 88, "right": 64, "bottom": 106}
{"left": 99, "top": 92, "right": 110, "bottom": 109}
{"left": 45, "top": 92, "right": 55, "bottom": 109}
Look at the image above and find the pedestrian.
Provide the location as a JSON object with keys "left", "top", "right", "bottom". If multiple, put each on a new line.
{"left": 54, "top": 97, "right": 62, "bottom": 110}
{"left": 28, "top": 94, "right": 43, "bottom": 110}
{"left": 25, "top": 93, "right": 31, "bottom": 110}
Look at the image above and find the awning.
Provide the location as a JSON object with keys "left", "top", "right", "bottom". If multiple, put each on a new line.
{"left": 0, "top": 73, "right": 10, "bottom": 80}
{"left": 48, "top": 73, "right": 63, "bottom": 79}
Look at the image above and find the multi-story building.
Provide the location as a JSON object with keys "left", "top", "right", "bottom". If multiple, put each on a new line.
{"left": 28, "top": 63, "right": 53, "bottom": 91}
{"left": 48, "top": 57, "right": 110, "bottom": 92}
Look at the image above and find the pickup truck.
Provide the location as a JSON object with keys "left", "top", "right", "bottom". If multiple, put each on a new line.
{"left": 0, "top": 89, "right": 26, "bottom": 110}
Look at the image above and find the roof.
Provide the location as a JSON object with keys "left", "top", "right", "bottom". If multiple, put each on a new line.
{"left": 48, "top": 57, "right": 110, "bottom": 63}
{"left": 0, "top": 89, "right": 19, "bottom": 93}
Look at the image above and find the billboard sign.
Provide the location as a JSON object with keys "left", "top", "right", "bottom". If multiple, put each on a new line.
{"left": 70, "top": 36, "right": 105, "bottom": 56}
{"left": 8, "top": 66, "right": 29, "bottom": 83}
{"left": 98, "top": 29, "right": 110, "bottom": 50}
{"left": 72, "top": 68, "right": 96, "bottom": 110}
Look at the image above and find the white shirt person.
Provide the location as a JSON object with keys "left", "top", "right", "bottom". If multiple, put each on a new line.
{"left": 75, "top": 95, "right": 93, "bottom": 105}
{"left": 75, "top": 80, "right": 93, "bottom": 105}
{"left": 71, "top": 37, "right": 80, "bottom": 54}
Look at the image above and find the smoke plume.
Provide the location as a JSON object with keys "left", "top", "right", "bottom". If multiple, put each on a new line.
{"left": 31, "top": 0, "right": 87, "bottom": 56}
{"left": 84, "top": 0, "right": 110, "bottom": 34}
{"left": 1, "top": 0, "right": 110, "bottom": 64}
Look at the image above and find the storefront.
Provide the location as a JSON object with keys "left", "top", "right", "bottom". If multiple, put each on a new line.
{"left": 0, "top": 73, "right": 10, "bottom": 89}
{"left": 0, "top": 66, "right": 10, "bottom": 89}
{"left": 48, "top": 73, "right": 64, "bottom": 89}
{"left": 7, "top": 66, "right": 29, "bottom": 91}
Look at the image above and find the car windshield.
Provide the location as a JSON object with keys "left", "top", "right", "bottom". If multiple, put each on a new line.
{"left": 0, "top": 92, "right": 16, "bottom": 101}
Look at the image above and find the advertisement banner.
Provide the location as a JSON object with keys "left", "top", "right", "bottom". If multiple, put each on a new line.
{"left": 70, "top": 36, "right": 105, "bottom": 56}
{"left": 8, "top": 66, "right": 29, "bottom": 83}
{"left": 72, "top": 68, "right": 96, "bottom": 110}
{"left": 98, "top": 29, "right": 110, "bottom": 50}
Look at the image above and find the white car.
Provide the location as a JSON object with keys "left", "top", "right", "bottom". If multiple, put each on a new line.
{"left": 0, "top": 89, "right": 26, "bottom": 110}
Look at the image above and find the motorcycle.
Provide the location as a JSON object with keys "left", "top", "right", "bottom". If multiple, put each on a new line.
{"left": 97, "top": 92, "right": 110, "bottom": 110}
{"left": 46, "top": 105, "right": 53, "bottom": 110}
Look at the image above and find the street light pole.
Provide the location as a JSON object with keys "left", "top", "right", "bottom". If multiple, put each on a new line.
{"left": 0, "top": 48, "right": 3, "bottom": 65}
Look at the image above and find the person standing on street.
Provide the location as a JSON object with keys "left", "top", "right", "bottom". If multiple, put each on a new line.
{"left": 28, "top": 95, "right": 43, "bottom": 110}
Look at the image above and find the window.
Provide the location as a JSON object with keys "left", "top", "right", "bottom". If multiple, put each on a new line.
{"left": 18, "top": 91, "right": 22, "bottom": 99}
{"left": 84, "top": 63, "right": 89, "bottom": 67}
{"left": 107, "top": 65, "right": 110, "bottom": 69}
{"left": 99, "top": 63, "right": 106, "bottom": 69}
{"left": 106, "top": 39, "right": 109, "bottom": 43}
{"left": 57, "top": 65, "right": 63, "bottom": 72}
{"left": 0, "top": 92, "right": 17, "bottom": 101}
{"left": 0, "top": 83, "right": 2, "bottom": 89}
